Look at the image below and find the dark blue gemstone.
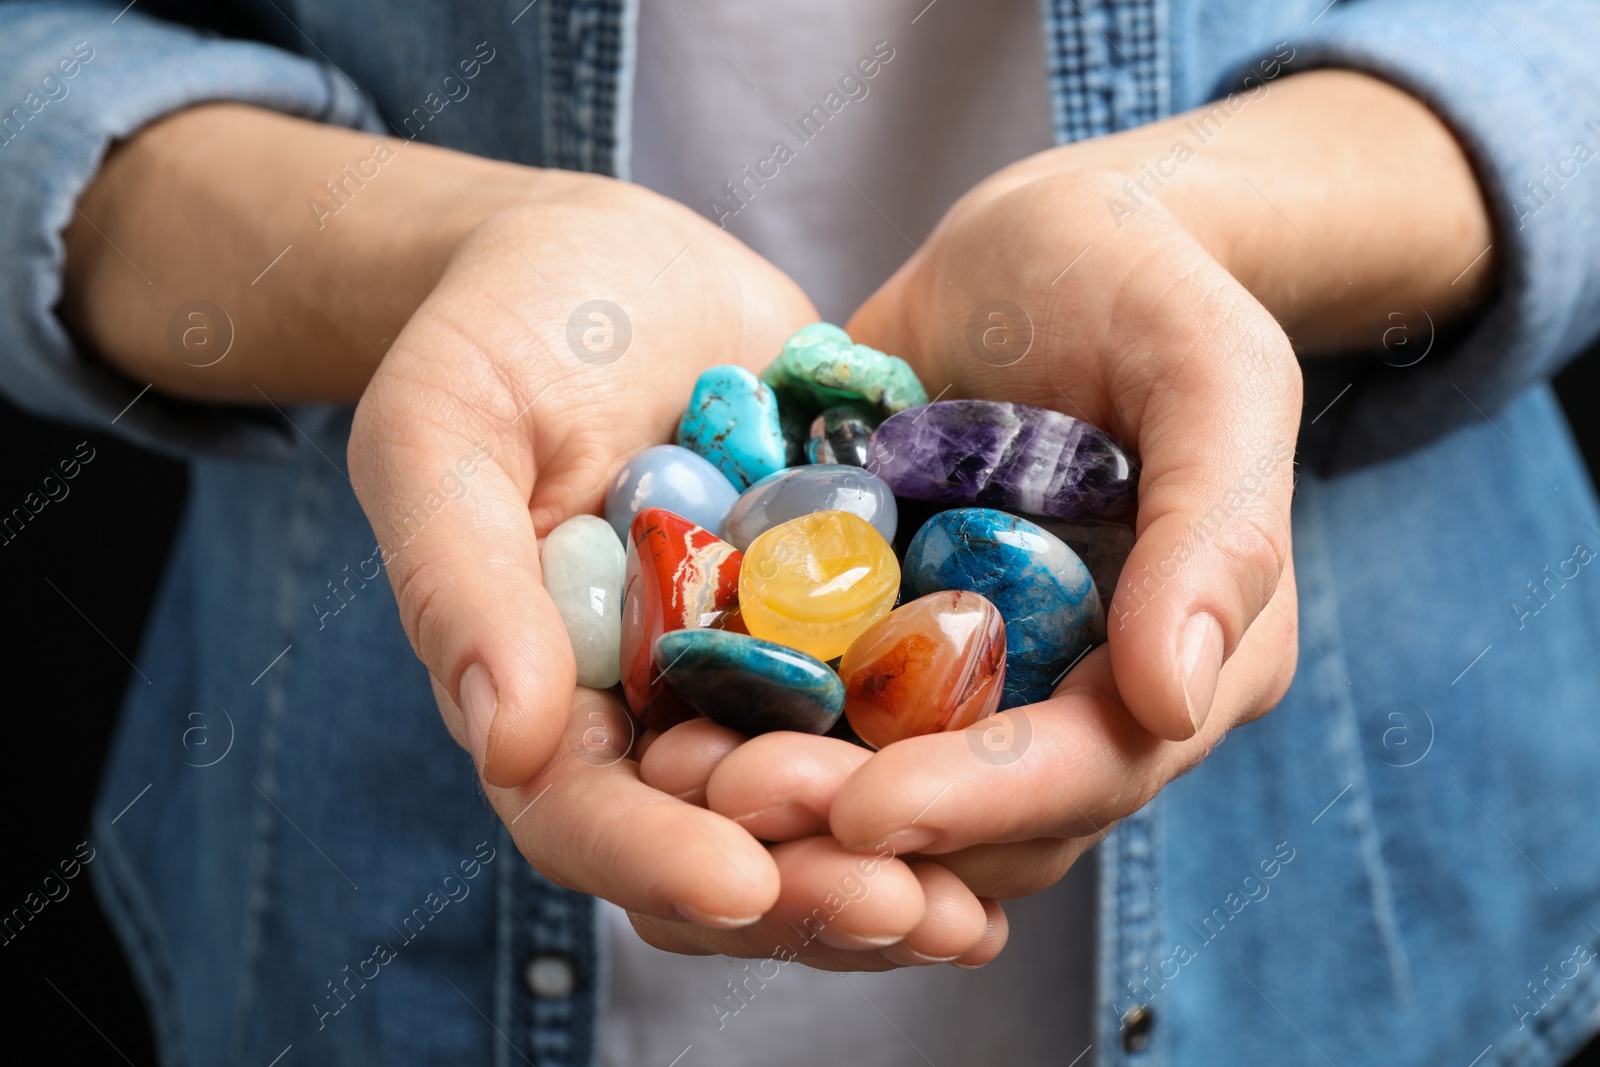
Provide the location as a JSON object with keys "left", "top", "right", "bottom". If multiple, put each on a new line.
{"left": 901, "top": 508, "right": 1102, "bottom": 709}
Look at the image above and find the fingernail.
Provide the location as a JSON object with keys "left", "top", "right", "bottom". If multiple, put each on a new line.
{"left": 1180, "top": 612, "right": 1224, "bottom": 734}
{"left": 879, "top": 944, "right": 961, "bottom": 966}
{"left": 817, "top": 927, "right": 901, "bottom": 951}
{"left": 674, "top": 902, "right": 763, "bottom": 929}
{"left": 845, "top": 827, "right": 937, "bottom": 855}
{"left": 460, "top": 662, "right": 498, "bottom": 767}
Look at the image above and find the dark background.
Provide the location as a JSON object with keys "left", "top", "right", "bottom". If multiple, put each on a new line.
{"left": 4, "top": 356, "right": 1599, "bottom": 1064}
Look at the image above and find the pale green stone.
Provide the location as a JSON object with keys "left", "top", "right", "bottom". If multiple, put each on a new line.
{"left": 760, "top": 322, "right": 928, "bottom": 419}
{"left": 540, "top": 514, "right": 625, "bottom": 688}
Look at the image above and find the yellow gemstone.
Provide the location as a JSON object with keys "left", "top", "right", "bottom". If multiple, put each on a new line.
{"left": 738, "top": 510, "right": 901, "bottom": 661}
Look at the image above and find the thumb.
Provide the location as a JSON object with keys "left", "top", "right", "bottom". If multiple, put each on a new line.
{"left": 1107, "top": 289, "right": 1301, "bottom": 740}
{"left": 349, "top": 371, "right": 576, "bottom": 788}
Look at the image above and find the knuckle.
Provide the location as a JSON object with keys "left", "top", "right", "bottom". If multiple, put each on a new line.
{"left": 1213, "top": 508, "right": 1291, "bottom": 611}
{"left": 389, "top": 559, "right": 452, "bottom": 665}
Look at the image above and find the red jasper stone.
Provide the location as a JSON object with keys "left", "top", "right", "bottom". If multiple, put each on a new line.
{"left": 621, "top": 507, "right": 743, "bottom": 730}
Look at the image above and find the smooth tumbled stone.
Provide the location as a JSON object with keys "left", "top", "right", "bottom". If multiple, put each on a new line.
{"left": 840, "top": 591, "right": 1006, "bottom": 750}
{"left": 1033, "top": 518, "right": 1135, "bottom": 601}
{"left": 721, "top": 465, "right": 897, "bottom": 552}
{"left": 902, "top": 508, "right": 1102, "bottom": 709}
{"left": 676, "top": 365, "right": 786, "bottom": 490}
{"left": 604, "top": 444, "right": 740, "bottom": 543}
{"left": 870, "top": 399, "right": 1136, "bottom": 520}
{"left": 806, "top": 404, "right": 879, "bottom": 467}
{"left": 621, "top": 508, "right": 742, "bottom": 730}
{"left": 760, "top": 322, "right": 928, "bottom": 419}
{"left": 653, "top": 628, "right": 844, "bottom": 736}
{"left": 739, "top": 510, "right": 900, "bottom": 661}
{"left": 540, "top": 515, "right": 626, "bottom": 688}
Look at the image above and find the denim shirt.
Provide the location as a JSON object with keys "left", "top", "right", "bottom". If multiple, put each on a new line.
{"left": 3, "top": 2, "right": 1600, "bottom": 1065}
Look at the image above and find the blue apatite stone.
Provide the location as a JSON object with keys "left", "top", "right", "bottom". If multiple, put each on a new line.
{"left": 901, "top": 508, "right": 1103, "bottom": 709}
{"left": 676, "top": 365, "right": 786, "bottom": 490}
{"left": 652, "top": 628, "right": 845, "bottom": 735}
{"left": 720, "top": 464, "right": 897, "bottom": 551}
{"left": 604, "top": 444, "right": 740, "bottom": 543}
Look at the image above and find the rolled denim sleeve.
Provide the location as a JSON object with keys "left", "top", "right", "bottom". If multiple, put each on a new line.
{"left": 1220, "top": 0, "right": 1600, "bottom": 465}
{"left": 0, "top": 1, "right": 383, "bottom": 459}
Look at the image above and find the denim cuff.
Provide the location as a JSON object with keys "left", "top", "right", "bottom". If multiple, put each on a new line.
{"left": 0, "top": 1, "right": 383, "bottom": 459}
{"left": 1218, "top": 0, "right": 1600, "bottom": 466}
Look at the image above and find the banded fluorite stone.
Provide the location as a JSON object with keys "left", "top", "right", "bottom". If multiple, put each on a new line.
{"left": 839, "top": 591, "right": 1006, "bottom": 750}
{"left": 902, "top": 508, "right": 1103, "bottom": 709}
{"left": 676, "top": 365, "right": 786, "bottom": 490}
{"left": 653, "top": 628, "right": 845, "bottom": 736}
{"left": 620, "top": 508, "right": 742, "bottom": 730}
{"left": 870, "top": 399, "right": 1135, "bottom": 520}
{"left": 738, "top": 510, "right": 900, "bottom": 661}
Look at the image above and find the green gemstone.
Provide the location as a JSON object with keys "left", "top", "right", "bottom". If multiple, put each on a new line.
{"left": 760, "top": 322, "right": 928, "bottom": 420}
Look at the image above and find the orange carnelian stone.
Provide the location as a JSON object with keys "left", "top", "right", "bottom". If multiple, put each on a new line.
{"left": 840, "top": 590, "right": 1006, "bottom": 749}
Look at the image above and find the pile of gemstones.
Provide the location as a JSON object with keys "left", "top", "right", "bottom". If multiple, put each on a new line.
{"left": 540, "top": 323, "right": 1137, "bottom": 750}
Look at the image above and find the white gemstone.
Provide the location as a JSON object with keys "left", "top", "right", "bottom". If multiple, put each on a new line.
{"left": 540, "top": 514, "right": 626, "bottom": 688}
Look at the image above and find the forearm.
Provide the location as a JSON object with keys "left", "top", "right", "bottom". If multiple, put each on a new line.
{"left": 1060, "top": 70, "right": 1496, "bottom": 351}
{"left": 60, "top": 104, "right": 554, "bottom": 403}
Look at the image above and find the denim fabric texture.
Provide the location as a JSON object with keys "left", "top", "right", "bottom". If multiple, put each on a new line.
{"left": 0, "top": 1, "right": 1597, "bottom": 1064}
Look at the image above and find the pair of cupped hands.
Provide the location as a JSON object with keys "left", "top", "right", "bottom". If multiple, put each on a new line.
{"left": 348, "top": 134, "right": 1302, "bottom": 971}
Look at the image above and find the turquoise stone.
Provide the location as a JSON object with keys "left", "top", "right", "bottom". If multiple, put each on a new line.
{"left": 721, "top": 464, "right": 897, "bottom": 552}
{"left": 652, "top": 628, "right": 845, "bottom": 735}
{"left": 676, "top": 365, "right": 786, "bottom": 489}
{"left": 540, "top": 514, "right": 626, "bottom": 688}
{"left": 603, "top": 444, "right": 740, "bottom": 543}
{"left": 760, "top": 323, "right": 928, "bottom": 420}
{"left": 901, "top": 508, "right": 1103, "bottom": 709}
{"left": 806, "top": 404, "right": 879, "bottom": 467}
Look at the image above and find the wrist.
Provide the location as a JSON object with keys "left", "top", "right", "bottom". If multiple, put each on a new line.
{"left": 1034, "top": 70, "right": 1495, "bottom": 352}
{"left": 62, "top": 104, "right": 570, "bottom": 404}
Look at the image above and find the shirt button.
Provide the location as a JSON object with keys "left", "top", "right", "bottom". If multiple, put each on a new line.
{"left": 523, "top": 953, "right": 577, "bottom": 998}
{"left": 1121, "top": 1004, "right": 1154, "bottom": 1053}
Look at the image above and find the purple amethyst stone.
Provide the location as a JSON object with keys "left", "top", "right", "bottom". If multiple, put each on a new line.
{"left": 869, "top": 399, "right": 1136, "bottom": 520}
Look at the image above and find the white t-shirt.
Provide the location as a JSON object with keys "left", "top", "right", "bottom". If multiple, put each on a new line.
{"left": 613, "top": 2, "right": 1093, "bottom": 1064}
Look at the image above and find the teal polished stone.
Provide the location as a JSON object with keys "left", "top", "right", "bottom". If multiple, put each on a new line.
{"left": 902, "top": 508, "right": 1103, "bottom": 709}
{"left": 760, "top": 323, "right": 928, "bottom": 420}
{"left": 540, "top": 514, "right": 626, "bottom": 688}
{"left": 652, "top": 628, "right": 845, "bottom": 735}
{"left": 676, "top": 365, "right": 787, "bottom": 489}
{"left": 721, "top": 464, "right": 897, "bottom": 552}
